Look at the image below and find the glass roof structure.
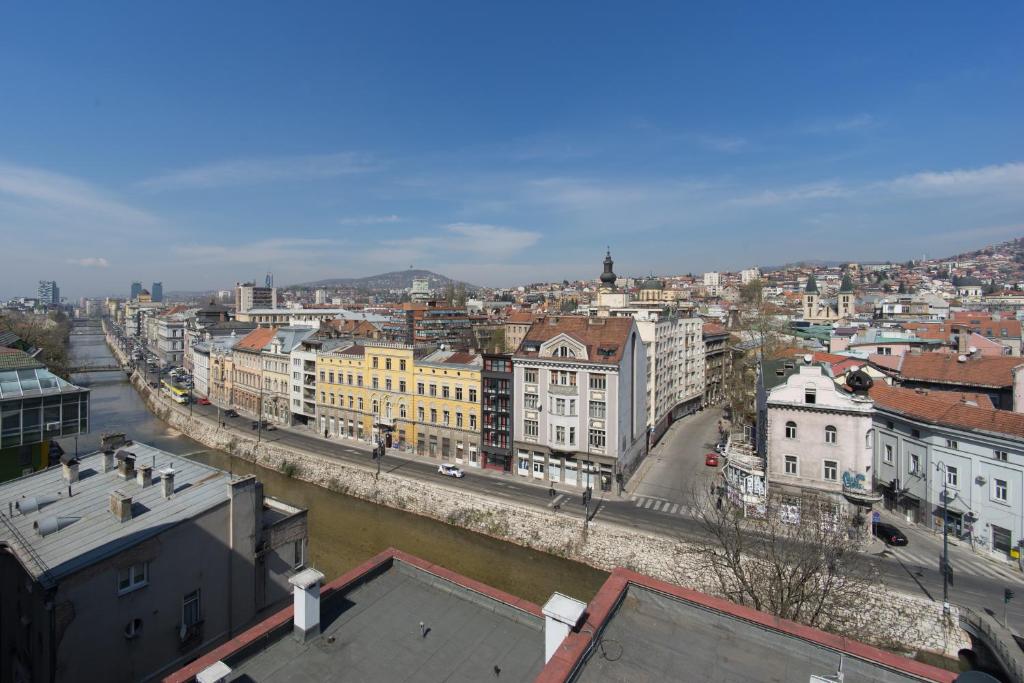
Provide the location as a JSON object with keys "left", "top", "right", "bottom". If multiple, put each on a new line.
{"left": 0, "top": 368, "right": 82, "bottom": 399}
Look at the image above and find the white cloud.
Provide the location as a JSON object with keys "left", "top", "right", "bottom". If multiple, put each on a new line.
{"left": 66, "top": 257, "right": 109, "bottom": 268}
{"left": 728, "top": 181, "right": 850, "bottom": 207}
{"left": 882, "top": 162, "right": 1024, "bottom": 195}
{"left": 338, "top": 214, "right": 401, "bottom": 225}
{"left": 0, "top": 162, "right": 157, "bottom": 227}
{"left": 372, "top": 223, "right": 541, "bottom": 265}
{"left": 172, "top": 238, "right": 347, "bottom": 266}
{"left": 138, "top": 152, "right": 380, "bottom": 191}
{"left": 694, "top": 134, "right": 747, "bottom": 153}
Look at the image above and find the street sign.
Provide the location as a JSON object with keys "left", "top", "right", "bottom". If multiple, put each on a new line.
{"left": 872, "top": 511, "right": 880, "bottom": 523}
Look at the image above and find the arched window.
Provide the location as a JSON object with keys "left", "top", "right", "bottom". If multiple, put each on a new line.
{"left": 554, "top": 345, "right": 575, "bottom": 358}
{"left": 785, "top": 421, "right": 797, "bottom": 439}
{"left": 399, "top": 403, "right": 407, "bottom": 418}
{"left": 825, "top": 425, "right": 837, "bottom": 444}
{"left": 385, "top": 401, "right": 392, "bottom": 418}
{"left": 372, "top": 399, "right": 379, "bottom": 415}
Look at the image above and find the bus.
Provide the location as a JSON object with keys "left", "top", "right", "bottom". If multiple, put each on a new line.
{"left": 161, "top": 379, "right": 190, "bottom": 404}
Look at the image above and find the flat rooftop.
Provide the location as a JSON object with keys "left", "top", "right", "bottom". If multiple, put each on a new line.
{"left": 568, "top": 580, "right": 950, "bottom": 683}
{"left": 0, "top": 442, "right": 237, "bottom": 586}
{"left": 174, "top": 553, "right": 545, "bottom": 683}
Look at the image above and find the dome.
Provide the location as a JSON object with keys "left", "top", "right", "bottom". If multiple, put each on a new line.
{"left": 600, "top": 249, "right": 617, "bottom": 288}
{"left": 640, "top": 275, "right": 664, "bottom": 291}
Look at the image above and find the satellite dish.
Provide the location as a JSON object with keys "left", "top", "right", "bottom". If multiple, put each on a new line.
{"left": 957, "top": 354, "right": 968, "bottom": 362}
{"left": 968, "top": 346, "right": 978, "bottom": 354}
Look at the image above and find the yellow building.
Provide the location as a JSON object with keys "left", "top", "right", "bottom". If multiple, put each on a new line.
{"left": 315, "top": 341, "right": 419, "bottom": 447}
{"left": 412, "top": 350, "right": 482, "bottom": 467}
{"left": 315, "top": 342, "right": 483, "bottom": 467}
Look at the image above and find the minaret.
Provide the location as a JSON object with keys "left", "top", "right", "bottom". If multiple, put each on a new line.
{"left": 803, "top": 275, "right": 819, "bottom": 320}
{"left": 600, "top": 248, "right": 617, "bottom": 290}
{"left": 838, "top": 273, "right": 855, "bottom": 319}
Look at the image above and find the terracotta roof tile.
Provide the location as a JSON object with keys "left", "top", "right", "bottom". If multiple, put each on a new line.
{"left": 233, "top": 326, "right": 278, "bottom": 352}
{"left": 515, "top": 316, "right": 636, "bottom": 364}
{"left": 897, "top": 352, "right": 1024, "bottom": 389}
{"left": 870, "top": 383, "right": 1024, "bottom": 439}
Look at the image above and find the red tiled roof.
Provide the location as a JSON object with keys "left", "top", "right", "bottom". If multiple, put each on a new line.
{"left": 773, "top": 347, "right": 849, "bottom": 365}
{"left": 866, "top": 353, "right": 902, "bottom": 372}
{"left": 870, "top": 383, "right": 1024, "bottom": 438}
{"left": 233, "top": 326, "right": 278, "bottom": 352}
{"left": 897, "top": 352, "right": 1024, "bottom": 389}
{"left": 702, "top": 322, "right": 728, "bottom": 335}
{"left": 506, "top": 310, "right": 537, "bottom": 324}
{"left": 515, "top": 316, "right": 636, "bottom": 364}
{"left": 444, "top": 351, "right": 480, "bottom": 365}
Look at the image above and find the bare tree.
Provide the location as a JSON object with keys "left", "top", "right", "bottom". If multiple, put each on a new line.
{"left": 683, "top": 487, "right": 879, "bottom": 636}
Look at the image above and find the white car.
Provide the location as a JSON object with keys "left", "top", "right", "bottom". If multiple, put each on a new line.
{"left": 437, "top": 463, "right": 464, "bottom": 478}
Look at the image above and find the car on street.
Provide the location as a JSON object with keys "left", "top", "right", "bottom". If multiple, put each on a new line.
{"left": 873, "top": 522, "right": 908, "bottom": 546}
{"left": 714, "top": 443, "right": 726, "bottom": 454}
{"left": 438, "top": 463, "right": 464, "bottom": 478}
{"left": 196, "top": 397, "right": 211, "bottom": 405}
{"left": 224, "top": 409, "right": 239, "bottom": 418}
{"left": 704, "top": 452, "right": 719, "bottom": 467}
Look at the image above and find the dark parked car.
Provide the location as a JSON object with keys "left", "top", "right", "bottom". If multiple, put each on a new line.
{"left": 873, "top": 522, "right": 908, "bottom": 546}
{"left": 224, "top": 409, "right": 239, "bottom": 418}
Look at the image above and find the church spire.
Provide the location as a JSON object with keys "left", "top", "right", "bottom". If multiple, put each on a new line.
{"left": 600, "top": 248, "right": 617, "bottom": 289}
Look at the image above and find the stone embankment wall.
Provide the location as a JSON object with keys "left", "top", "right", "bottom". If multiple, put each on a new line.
{"left": 106, "top": 330, "right": 968, "bottom": 658}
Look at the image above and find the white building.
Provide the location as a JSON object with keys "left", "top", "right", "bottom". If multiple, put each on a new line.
{"left": 760, "top": 357, "right": 880, "bottom": 530}
{"left": 234, "top": 282, "right": 277, "bottom": 313}
{"left": 740, "top": 268, "right": 761, "bottom": 285}
{"left": 513, "top": 316, "right": 647, "bottom": 491}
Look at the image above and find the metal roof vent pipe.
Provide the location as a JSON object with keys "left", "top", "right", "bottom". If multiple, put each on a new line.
{"left": 34, "top": 516, "right": 80, "bottom": 537}
{"left": 15, "top": 495, "right": 58, "bottom": 515}
{"left": 289, "top": 568, "right": 326, "bottom": 642}
{"left": 542, "top": 593, "right": 587, "bottom": 664}
{"left": 136, "top": 465, "right": 152, "bottom": 488}
{"left": 160, "top": 467, "right": 175, "bottom": 499}
{"left": 62, "top": 458, "right": 80, "bottom": 485}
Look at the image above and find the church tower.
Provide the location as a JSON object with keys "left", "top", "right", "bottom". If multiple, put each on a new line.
{"left": 600, "top": 248, "right": 617, "bottom": 290}
{"left": 803, "top": 275, "right": 819, "bottom": 320}
{"left": 596, "top": 249, "right": 628, "bottom": 314}
{"left": 838, "top": 273, "right": 855, "bottom": 319}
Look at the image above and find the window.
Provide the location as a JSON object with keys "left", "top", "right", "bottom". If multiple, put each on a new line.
{"left": 429, "top": 384, "right": 437, "bottom": 397}
{"left": 182, "top": 590, "right": 201, "bottom": 628}
{"left": 824, "top": 425, "right": 836, "bottom": 444}
{"left": 357, "top": 375, "right": 364, "bottom": 387}
{"left": 417, "top": 382, "right": 424, "bottom": 395}
{"left": 385, "top": 378, "right": 392, "bottom": 391}
{"left": 994, "top": 478, "right": 1009, "bottom": 502}
{"left": 418, "top": 407, "right": 425, "bottom": 421}
{"left": 589, "top": 428, "right": 606, "bottom": 449}
{"left": 455, "top": 386, "right": 463, "bottom": 401}
{"left": 945, "top": 438, "right": 958, "bottom": 450}
{"left": 995, "top": 450, "right": 1008, "bottom": 462}
{"left": 442, "top": 410, "right": 450, "bottom": 425}
{"left": 399, "top": 380, "right": 406, "bottom": 393}
{"left": 784, "top": 455, "right": 798, "bottom": 476}
{"left": 524, "top": 420, "right": 538, "bottom": 438}
{"left": 400, "top": 359, "right": 406, "bottom": 371}
{"left": 886, "top": 421, "right": 894, "bottom": 430}
{"left": 554, "top": 345, "right": 575, "bottom": 357}
{"left": 117, "top": 562, "right": 148, "bottom": 595}
{"left": 319, "top": 370, "right": 325, "bottom": 381}
{"left": 469, "top": 414, "right": 477, "bottom": 429}
{"left": 358, "top": 397, "right": 364, "bottom": 411}
{"left": 785, "top": 421, "right": 797, "bottom": 439}
{"left": 554, "top": 426, "right": 566, "bottom": 444}
{"left": 524, "top": 393, "right": 539, "bottom": 410}
{"left": 456, "top": 412, "right": 463, "bottom": 428}
{"left": 469, "top": 388, "right": 477, "bottom": 402}
{"left": 372, "top": 377, "right": 379, "bottom": 389}
{"left": 589, "top": 400, "right": 606, "bottom": 419}
{"left": 590, "top": 374, "right": 606, "bottom": 390}
{"left": 385, "top": 357, "right": 392, "bottom": 370}
{"left": 431, "top": 409, "right": 437, "bottom": 423}
{"left": 372, "top": 356, "right": 379, "bottom": 369}
{"left": 372, "top": 400, "right": 379, "bottom": 415}
{"left": 292, "top": 540, "right": 304, "bottom": 569}
{"left": 550, "top": 370, "right": 576, "bottom": 386}
{"left": 823, "top": 460, "right": 838, "bottom": 481}
{"left": 347, "top": 374, "right": 353, "bottom": 385}
{"left": 945, "top": 465, "right": 958, "bottom": 488}
{"left": 909, "top": 453, "right": 919, "bottom": 474}
{"left": 804, "top": 387, "right": 816, "bottom": 404}
{"left": 522, "top": 368, "right": 537, "bottom": 384}
{"left": 911, "top": 429, "right": 920, "bottom": 439}
{"left": 884, "top": 444, "right": 893, "bottom": 464}
{"left": 400, "top": 403, "right": 407, "bottom": 418}
{"left": 568, "top": 426, "right": 576, "bottom": 445}
{"left": 442, "top": 385, "right": 450, "bottom": 399}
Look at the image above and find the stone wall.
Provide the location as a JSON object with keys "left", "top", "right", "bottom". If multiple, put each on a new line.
{"left": 112, "top": 334, "right": 969, "bottom": 658}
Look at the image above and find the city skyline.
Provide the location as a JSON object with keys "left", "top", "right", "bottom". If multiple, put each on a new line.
{"left": 2, "top": 3, "right": 1023, "bottom": 298}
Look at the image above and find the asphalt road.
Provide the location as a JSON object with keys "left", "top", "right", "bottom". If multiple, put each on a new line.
{"left": 180, "top": 396, "right": 1024, "bottom": 628}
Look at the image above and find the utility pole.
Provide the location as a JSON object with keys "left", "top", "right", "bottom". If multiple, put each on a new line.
{"left": 1004, "top": 588, "right": 1015, "bottom": 629}
{"left": 936, "top": 461, "right": 951, "bottom": 615}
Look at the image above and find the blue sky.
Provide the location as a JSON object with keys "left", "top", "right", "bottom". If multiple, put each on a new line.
{"left": 1, "top": 2, "right": 1022, "bottom": 298}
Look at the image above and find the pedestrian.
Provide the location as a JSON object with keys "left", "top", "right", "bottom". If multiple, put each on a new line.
{"left": 549, "top": 485, "right": 555, "bottom": 497}
{"left": 716, "top": 496, "right": 723, "bottom": 510}
{"left": 324, "top": 429, "right": 328, "bottom": 439}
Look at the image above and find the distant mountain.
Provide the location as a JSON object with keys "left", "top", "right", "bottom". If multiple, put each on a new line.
{"left": 291, "top": 269, "right": 478, "bottom": 291}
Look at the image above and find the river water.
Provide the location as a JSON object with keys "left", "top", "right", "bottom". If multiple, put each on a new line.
{"left": 61, "top": 328, "right": 607, "bottom": 605}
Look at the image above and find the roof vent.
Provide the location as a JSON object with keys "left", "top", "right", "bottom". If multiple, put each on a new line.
{"left": 803, "top": 353, "right": 813, "bottom": 364}
{"left": 15, "top": 495, "right": 57, "bottom": 515}
{"left": 968, "top": 346, "right": 978, "bottom": 355}
{"left": 34, "top": 516, "right": 79, "bottom": 537}
{"left": 110, "top": 491, "right": 132, "bottom": 523}
{"left": 957, "top": 354, "right": 968, "bottom": 363}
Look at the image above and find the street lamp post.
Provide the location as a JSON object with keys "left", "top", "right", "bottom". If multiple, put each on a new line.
{"left": 936, "top": 460, "right": 952, "bottom": 615}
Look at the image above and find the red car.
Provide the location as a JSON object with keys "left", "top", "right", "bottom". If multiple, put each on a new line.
{"left": 705, "top": 452, "right": 719, "bottom": 467}
{"left": 196, "top": 397, "right": 211, "bottom": 406}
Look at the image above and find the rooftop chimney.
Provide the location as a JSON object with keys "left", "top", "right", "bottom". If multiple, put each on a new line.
{"left": 136, "top": 465, "right": 152, "bottom": 488}
{"left": 62, "top": 458, "right": 80, "bottom": 484}
{"left": 116, "top": 451, "right": 136, "bottom": 480}
{"left": 110, "top": 491, "right": 132, "bottom": 523}
{"left": 102, "top": 450, "right": 115, "bottom": 473}
{"left": 195, "top": 661, "right": 232, "bottom": 683}
{"left": 160, "top": 467, "right": 176, "bottom": 499}
{"left": 542, "top": 592, "right": 587, "bottom": 664}
{"left": 289, "top": 568, "right": 325, "bottom": 642}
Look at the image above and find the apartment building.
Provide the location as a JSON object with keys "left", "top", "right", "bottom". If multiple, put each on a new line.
{"left": 413, "top": 349, "right": 482, "bottom": 466}
{"left": 234, "top": 282, "right": 277, "bottom": 313}
{"left": 0, "top": 441, "right": 307, "bottom": 683}
{"left": 703, "top": 322, "right": 731, "bottom": 406}
{"left": 513, "top": 316, "right": 646, "bottom": 491}
{"left": 231, "top": 327, "right": 278, "bottom": 417}
{"left": 481, "top": 352, "right": 514, "bottom": 472}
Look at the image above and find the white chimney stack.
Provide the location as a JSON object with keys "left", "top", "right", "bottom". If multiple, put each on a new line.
{"left": 289, "top": 568, "right": 325, "bottom": 642}
{"left": 160, "top": 467, "right": 176, "bottom": 499}
{"left": 542, "top": 592, "right": 587, "bottom": 664}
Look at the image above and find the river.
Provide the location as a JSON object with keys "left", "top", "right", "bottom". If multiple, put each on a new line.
{"left": 60, "top": 327, "right": 608, "bottom": 605}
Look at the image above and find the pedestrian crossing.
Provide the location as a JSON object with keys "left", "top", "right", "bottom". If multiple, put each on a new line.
{"left": 884, "top": 544, "right": 1022, "bottom": 583}
{"left": 630, "top": 495, "right": 698, "bottom": 518}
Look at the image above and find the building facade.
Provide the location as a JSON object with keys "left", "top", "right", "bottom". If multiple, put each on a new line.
{"left": 703, "top": 323, "right": 731, "bottom": 406}
{"left": 513, "top": 316, "right": 646, "bottom": 491}
{"left": 234, "top": 282, "right": 277, "bottom": 313}
{"left": 37, "top": 280, "right": 59, "bottom": 306}
{"left": 413, "top": 350, "right": 482, "bottom": 466}
{"left": 481, "top": 353, "right": 514, "bottom": 472}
